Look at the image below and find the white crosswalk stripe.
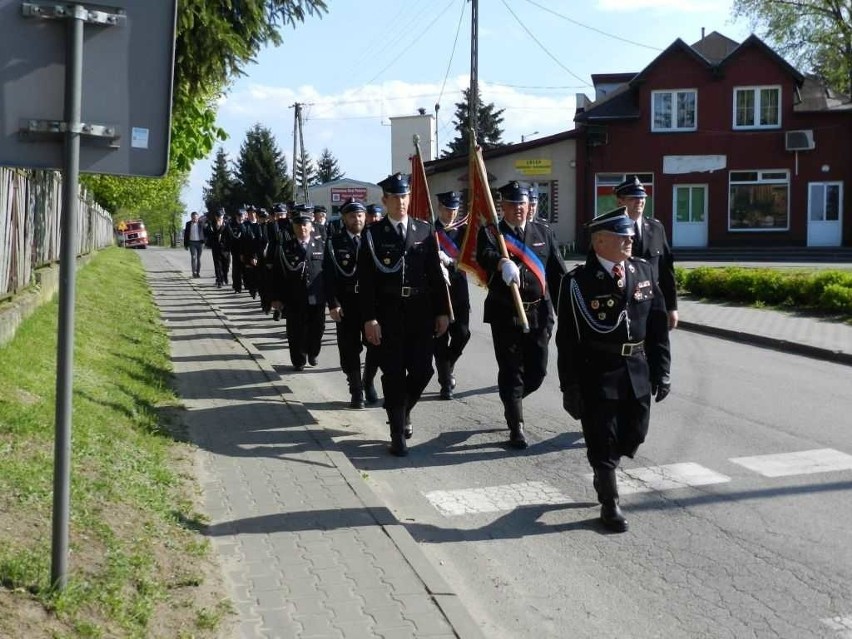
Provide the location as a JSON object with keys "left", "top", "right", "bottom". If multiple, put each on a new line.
{"left": 587, "top": 462, "right": 731, "bottom": 496}
{"left": 730, "top": 448, "right": 852, "bottom": 477}
{"left": 423, "top": 481, "right": 572, "bottom": 516}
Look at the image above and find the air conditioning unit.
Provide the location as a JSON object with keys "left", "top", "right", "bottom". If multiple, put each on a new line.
{"left": 785, "top": 129, "right": 815, "bottom": 151}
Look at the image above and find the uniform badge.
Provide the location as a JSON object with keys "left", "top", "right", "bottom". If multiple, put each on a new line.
{"left": 591, "top": 300, "right": 600, "bottom": 310}
{"left": 597, "top": 312, "right": 606, "bottom": 320}
{"left": 616, "top": 279, "right": 625, "bottom": 288}
{"left": 634, "top": 290, "right": 642, "bottom": 300}
{"left": 606, "top": 299, "right": 614, "bottom": 307}
{"left": 628, "top": 264, "right": 636, "bottom": 273}
{"left": 383, "top": 258, "right": 391, "bottom": 265}
{"left": 342, "top": 259, "right": 349, "bottom": 266}
{"left": 596, "top": 271, "right": 605, "bottom": 280}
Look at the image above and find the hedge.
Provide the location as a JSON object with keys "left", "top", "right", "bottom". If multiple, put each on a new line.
{"left": 674, "top": 267, "right": 852, "bottom": 316}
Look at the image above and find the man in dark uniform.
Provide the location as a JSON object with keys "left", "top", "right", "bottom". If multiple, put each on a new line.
{"left": 207, "top": 208, "right": 231, "bottom": 288}
{"left": 324, "top": 198, "right": 369, "bottom": 408}
{"left": 556, "top": 207, "right": 671, "bottom": 533}
{"left": 313, "top": 205, "right": 329, "bottom": 241}
{"left": 359, "top": 173, "right": 450, "bottom": 456}
{"left": 433, "top": 191, "right": 471, "bottom": 400}
{"left": 476, "top": 181, "right": 567, "bottom": 449}
{"left": 240, "top": 206, "right": 266, "bottom": 299}
{"left": 227, "top": 208, "right": 246, "bottom": 293}
{"left": 361, "top": 204, "right": 385, "bottom": 405}
{"left": 615, "top": 176, "right": 678, "bottom": 329}
{"left": 265, "top": 203, "right": 292, "bottom": 321}
{"left": 270, "top": 204, "right": 326, "bottom": 371}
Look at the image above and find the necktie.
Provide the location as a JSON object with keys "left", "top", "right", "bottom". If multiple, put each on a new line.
{"left": 397, "top": 222, "right": 405, "bottom": 241}
{"left": 354, "top": 235, "right": 360, "bottom": 250}
{"left": 515, "top": 226, "right": 524, "bottom": 241}
{"left": 612, "top": 263, "right": 625, "bottom": 288}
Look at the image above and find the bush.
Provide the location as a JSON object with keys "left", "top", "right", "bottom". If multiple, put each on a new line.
{"left": 679, "top": 267, "right": 852, "bottom": 317}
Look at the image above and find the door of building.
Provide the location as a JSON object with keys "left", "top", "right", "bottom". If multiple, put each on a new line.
{"left": 672, "top": 184, "right": 707, "bottom": 247}
{"left": 806, "top": 182, "right": 843, "bottom": 247}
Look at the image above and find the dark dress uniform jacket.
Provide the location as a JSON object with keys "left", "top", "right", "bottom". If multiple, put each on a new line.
{"left": 556, "top": 254, "right": 671, "bottom": 400}
{"left": 358, "top": 216, "right": 449, "bottom": 322}
{"left": 436, "top": 220, "right": 470, "bottom": 313}
{"left": 324, "top": 232, "right": 361, "bottom": 312}
{"left": 476, "top": 219, "right": 566, "bottom": 330}
{"left": 277, "top": 235, "right": 325, "bottom": 307}
{"left": 635, "top": 218, "right": 677, "bottom": 312}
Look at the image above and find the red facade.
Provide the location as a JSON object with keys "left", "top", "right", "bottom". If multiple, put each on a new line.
{"left": 575, "top": 34, "right": 852, "bottom": 249}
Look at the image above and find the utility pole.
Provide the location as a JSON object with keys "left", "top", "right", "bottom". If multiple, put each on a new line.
{"left": 291, "top": 102, "right": 299, "bottom": 197}
{"left": 469, "top": 0, "right": 478, "bottom": 143}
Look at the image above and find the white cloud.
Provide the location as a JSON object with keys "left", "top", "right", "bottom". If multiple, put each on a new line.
{"left": 597, "top": 0, "right": 730, "bottom": 10}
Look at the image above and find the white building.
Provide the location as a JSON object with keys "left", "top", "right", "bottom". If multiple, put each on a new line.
{"left": 307, "top": 178, "right": 383, "bottom": 218}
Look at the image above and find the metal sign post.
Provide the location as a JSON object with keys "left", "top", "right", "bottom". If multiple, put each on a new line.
{"left": 2, "top": 0, "right": 178, "bottom": 590}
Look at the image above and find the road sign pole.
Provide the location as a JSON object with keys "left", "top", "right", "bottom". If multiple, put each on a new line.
{"left": 51, "top": 4, "right": 85, "bottom": 591}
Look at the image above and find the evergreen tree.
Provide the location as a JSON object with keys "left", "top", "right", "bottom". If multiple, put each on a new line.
{"left": 442, "top": 88, "right": 506, "bottom": 158}
{"left": 294, "top": 152, "right": 318, "bottom": 195}
{"left": 233, "top": 124, "right": 292, "bottom": 209}
{"left": 202, "top": 147, "right": 237, "bottom": 213}
{"left": 315, "top": 148, "right": 345, "bottom": 183}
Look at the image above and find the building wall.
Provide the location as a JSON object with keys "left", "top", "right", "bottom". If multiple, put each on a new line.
{"left": 577, "top": 45, "right": 852, "bottom": 248}
{"left": 307, "top": 179, "right": 384, "bottom": 218}
{"left": 390, "top": 114, "right": 436, "bottom": 175}
{"left": 426, "top": 138, "right": 579, "bottom": 248}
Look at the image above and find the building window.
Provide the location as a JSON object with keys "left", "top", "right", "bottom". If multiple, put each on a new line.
{"left": 733, "top": 86, "right": 781, "bottom": 129}
{"left": 652, "top": 90, "right": 697, "bottom": 132}
{"left": 808, "top": 182, "right": 842, "bottom": 221}
{"left": 674, "top": 185, "right": 706, "bottom": 222}
{"left": 729, "top": 170, "right": 789, "bottom": 231}
{"left": 595, "top": 173, "right": 654, "bottom": 218}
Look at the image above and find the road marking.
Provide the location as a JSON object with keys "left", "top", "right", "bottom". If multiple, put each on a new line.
{"left": 586, "top": 462, "right": 731, "bottom": 496}
{"left": 730, "top": 449, "right": 852, "bottom": 478}
{"left": 423, "top": 481, "right": 572, "bottom": 516}
{"left": 821, "top": 614, "right": 852, "bottom": 638}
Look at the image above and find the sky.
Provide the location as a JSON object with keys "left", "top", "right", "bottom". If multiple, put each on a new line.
{"left": 181, "top": 0, "right": 756, "bottom": 213}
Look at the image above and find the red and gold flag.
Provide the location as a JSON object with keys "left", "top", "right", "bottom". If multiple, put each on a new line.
{"left": 456, "top": 146, "right": 489, "bottom": 287}
{"left": 408, "top": 152, "right": 432, "bottom": 222}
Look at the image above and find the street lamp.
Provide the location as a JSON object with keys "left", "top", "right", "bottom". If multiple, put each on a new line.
{"left": 521, "top": 130, "right": 539, "bottom": 142}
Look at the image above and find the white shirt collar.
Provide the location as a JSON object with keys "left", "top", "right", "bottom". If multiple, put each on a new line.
{"left": 596, "top": 255, "right": 623, "bottom": 277}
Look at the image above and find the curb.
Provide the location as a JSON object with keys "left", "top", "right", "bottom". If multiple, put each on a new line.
{"left": 678, "top": 320, "right": 852, "bottom": 367}
{"left": 192, "top": 279, "right": 485, "bottom": 639}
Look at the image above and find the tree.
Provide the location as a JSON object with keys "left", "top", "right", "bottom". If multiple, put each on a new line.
{"left": 202, "top": 147, "right": 238, "bottom": 213}
{"left": 315, "top": 148, "right": 345, "bottom": 183}
{"left": 442, "top": 88, "right": 506, "bottom": 158}
{"left": 233, "top": 124, "right": 292, "bottom": 209}
{"left": 294, "top": 152, "right": 318, "bottom": 194}
{"left": 732, "top": 0, "right": 852, "bottom": 97}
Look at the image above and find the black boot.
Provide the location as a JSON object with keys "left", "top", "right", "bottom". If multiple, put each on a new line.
{"left": 387, "top": 408, "right": 408, "bottom": 456}
{"left": 349, "top": 390, "right": 365, "bottom": 409}
{"left": 594, "top": 468, "right": 628, "bottom": 533}
{"left": 505, "top": 402, "right": 528, "bottom": 449}
{"left": 348, "top": 367, "right": 365, "bottom": 409}
{"left": 436, "top": 359, "right": 454, "bottom": 400}
{"left": 362, "top": 361, "right": 379, "bottom": 405}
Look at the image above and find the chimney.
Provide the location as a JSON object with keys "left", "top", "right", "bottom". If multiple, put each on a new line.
{"left": 701, "top": 27, "right": 705, "bottom": 40}
{"left": 418, "top": 107, "right": 426, "bottom": 115}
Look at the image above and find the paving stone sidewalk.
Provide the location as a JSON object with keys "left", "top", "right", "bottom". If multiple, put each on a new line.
{"left": 142, "top": 249, "right": 481, "bottom": 639}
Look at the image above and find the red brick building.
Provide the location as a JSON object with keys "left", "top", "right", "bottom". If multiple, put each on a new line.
{"left": 574, "top": 32, "right": 852, "bottom": 249}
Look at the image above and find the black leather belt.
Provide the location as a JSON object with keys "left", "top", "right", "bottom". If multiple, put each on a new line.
{"left": 380, "top": 285, "right": 424, "bottom": 298}
{"left": 586, "top": 341, "right": 645, "bottom": 356}
{"left": 343, "top": 283, "right": 359, "bottom": 294}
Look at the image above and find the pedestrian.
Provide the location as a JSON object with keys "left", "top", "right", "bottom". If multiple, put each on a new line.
{"left": 313, "top": 205, "right": 329, "bottom": 241}
{"left": 271, "top": 204, "right": 326, "bottom": 371}
{"left": 265, "top": 203, "right": 292, "bottom": 321}
{"left": 433, "top": 190, "right": 471, "bottom": 400}
{"left": 183, "top": 211, "right": 206, "bottom": 278}
{"left": 324, "top": 198, "right": 370, "bottom": 408}
{"left": 207, "top": 208, "right": 231, "bottom": 288}
{"left": 614, "top": 176, "right": 678, "bottom": 329}
{"left": 555, "top": 206, "right": 671, "bottom": 532}
{"left": 527, "top": 188, "right": 539, "bottom": 222}
{"left": 240, "top": 206, "right": 265, "bottom": 299}
{"left": 227, "top": 208, "right": 246, "bottom": 293}
{"left": 360, "top": 204, "right": 385, "bottom": 405}
{"left": 359, "top": 173, "right": 450, "bottom": 456}
{"left": 475, "top": 181, "right": 567, "bottom": 449}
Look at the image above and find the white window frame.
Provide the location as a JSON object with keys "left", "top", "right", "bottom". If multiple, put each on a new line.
{"left": 808, "top": 182, "right": 843, "bottom": 222}
{"left": 728, "top": 169, "right": 790, "bottom": 232}
{"left": 732, "top": 85, "right": 781, "bottom": 130}
{"left": 651, "top": 89, "right": 697, "bottom": 132}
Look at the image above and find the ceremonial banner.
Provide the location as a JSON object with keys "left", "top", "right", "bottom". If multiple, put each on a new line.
{"left": 456, "top": 148, "right": 490, "bottom": 287}
{"left": 408, "top": 152, "right": 431, "bottom": 222}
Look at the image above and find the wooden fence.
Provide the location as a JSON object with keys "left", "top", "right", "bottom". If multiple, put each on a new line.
{"left": 0, "top": 168, "right": 113, "bottom": 301}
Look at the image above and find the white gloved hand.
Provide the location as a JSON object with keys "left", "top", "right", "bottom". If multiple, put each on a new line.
{"left": 438, "top": 250, "right": 455, "bottom": 268}
{"left": 500, "top": 260, "right": 520, "bottom": 286}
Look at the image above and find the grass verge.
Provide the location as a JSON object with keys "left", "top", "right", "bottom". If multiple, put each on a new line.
{"left": 0, "top": 247, "right": 231, "bottom": 638}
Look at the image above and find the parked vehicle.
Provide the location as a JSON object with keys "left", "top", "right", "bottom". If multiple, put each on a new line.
{"left": 116, "top": 220, "right": 148, "bottom": 249}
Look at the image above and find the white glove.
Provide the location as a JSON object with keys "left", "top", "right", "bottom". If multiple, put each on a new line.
{"left": 440, "top": 263, "right": 451, "bottom": 285}
{"left": 438, "top": 250, "right": 454, "bottom": 268}
{"left": 500, "top": 260, "right": 520, "bottom": 286}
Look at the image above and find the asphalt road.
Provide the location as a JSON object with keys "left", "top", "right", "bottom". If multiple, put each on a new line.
{"left": 220, "top": 281, "right": 851, "bottom": 639}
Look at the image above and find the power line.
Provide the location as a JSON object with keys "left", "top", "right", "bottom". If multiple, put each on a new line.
{"left": 520, "top": 0, "right": 663, "bottom": 52}
{"left": 436, "top": 0, "right": 468, "bottom": 108}
{"left": 499, "top": 0, "right": 588, "bottom": 85}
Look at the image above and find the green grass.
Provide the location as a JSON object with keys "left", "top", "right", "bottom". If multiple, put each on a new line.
{"left": 0, "top": 247, "right": 229, "bottom": 638}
